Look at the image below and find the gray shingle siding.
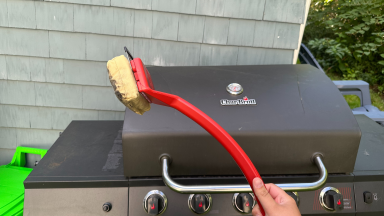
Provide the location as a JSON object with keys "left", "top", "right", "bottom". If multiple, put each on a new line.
{"left": 49, "top": 31, "right": 86, "bottom": 60}
{"left": 82, "top": 85, "right": 125, "bottom": 111}
{"left": 74, "top": 4, "right": 115, "bottom": 34}
{"left": 223, "top": 0, "right": 265, "bottom": 20}
{"left": 22, "top": 0, "right": 307, "bottom": 24}
{"left": 237, "top": 47, "right": 294, "bottom": 65}
{"left": 0, "top": 3, "right": 303, "bottom": 59}
{"left": 114, "top": 8, "right": 135, "bottom": 36}
{"left": 0, "top": 55, "right": 6, "bottom": 79}
{"left": 152, "top": 11, "right": 179, "bottom": 41}
{"left": 0, "top": 104, "right": 123, "bottom": 130}
{"left": 98, "top": 110, "right": 125, "bottom": 120}
{"left": 0, "top": 0, "right": 309, "bottom": 164}
{"left": 264, "top": 0, "right": 306, "bottom": 24}
{"left": 64, "top": 60, "right": 108, "bottom": 86}
{"left": 0, "top": 28, "right": 49, "bottom": 57}
{"left": 16, "top": 128, "right": 63, "bottom": 149}
{"left": 30, "top": 106, "right": 53, "bottom": 130}
{"left": 0, "top": 80, "right": 36, "bottom": 106}
{"left": 0, "top": 149, "right": 16, "bottom": 166}
{"left": 0, "top": 0, "right": 8, "bottom": 27}
{"left": 133, "top": 38, "right": 151, "bottom": 64}
{"left": 0, "top": 104, "right": 31, "bottom": 128}
{"left": 30, "top": 57, "right": 47, "bottom": 82}
{"left": 133, "top": 10, "right": 153, "bottom": 38}
{"left": 7, "top": 0, "right": 36, "bottom": 29}
{"left": 46, "top": 58, "right": 65, "bottom": 83}
{"left": 85, "top": 34, "right": 134, "bottom": 61}
{"left": 111, "top": 0, "right": 152, "bottom": 10}
{"left": 35, "top": 82, "right": 84, "bottom": 109}
{"left": 200, "top": 44, "right": 238, "bottom": 66}
{"left": 227, "top": 19, "right": 255, "bottom": 47}
{"left": 0, "top": 128, "right": 17, "bottom": 149}
{"left": 196, "top": 0, "right": 225, "bottom": 17}
{"left": 6, "top": 55, "right": 31, "bottom": 81}
{"left": 150, "top": 40, "right": 201, "bottom": 66}
{"left": 152, "top": 0, "right": 197, "bottom": 14}
{"left": 203, "top": 17, "right": 230, "bottom": 45}
{"left": 0, "top": 54, "right": 109, "bottom": 86}
{"left": 253, "top": 21, "right": 301, "bottom": 50}
{"left": 35, "top": 2, "right": 74, "bottom": 31}
{"left": 54, "top": 0, "right": 110, "bottom": 7}
{"left": 178, "top": 14, "right": 205, "bottom": 43}
{"left": 272, "top": 23, "right": 301, "bottom": 49}
{"left": 51, "top": 108, "right": 99, "bottom": 129}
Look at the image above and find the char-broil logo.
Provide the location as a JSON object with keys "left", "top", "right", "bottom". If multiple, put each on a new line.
{"left": 220, "top": 96, "right": 256, "bottom": 106}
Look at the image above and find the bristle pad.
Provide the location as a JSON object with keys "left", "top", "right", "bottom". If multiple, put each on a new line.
{"left": 107, "top": 55, "right": 150, "bottom": 115}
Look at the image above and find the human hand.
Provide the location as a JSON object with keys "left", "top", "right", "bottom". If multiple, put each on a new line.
{"left": 252, "top": 178, "right": 301, "bottom": 216}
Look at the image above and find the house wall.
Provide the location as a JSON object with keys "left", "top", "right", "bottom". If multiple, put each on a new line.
{"left": 0, "top": 0, "right": 310, "bottom": 165}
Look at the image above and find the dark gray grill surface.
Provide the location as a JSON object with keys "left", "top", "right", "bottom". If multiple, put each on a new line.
{"left": 24, "top": 121, "right": 126, "bottom": 188}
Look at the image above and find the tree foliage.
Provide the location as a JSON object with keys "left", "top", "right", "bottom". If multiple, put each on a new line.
{"left": 303, "top": 0, "right": 384, "bottom": 91}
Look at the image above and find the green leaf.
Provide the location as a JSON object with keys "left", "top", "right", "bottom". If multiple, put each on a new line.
{"left": 359, "top": 30, "right": 365, "bottom": 34}
{"left": 371, "top": 8, "right": 381, "bottom": 15}
{"left": 380, "top": 54, "right": 384, "bottom": 58}
{"left": 364, "top": 52, "right": 370, "bottom": 55}
{"left": 339, "top": 62, "right": 347, "bottom": 72}
{"left": 379, "top": 61, "right": 384, "bottom": 66}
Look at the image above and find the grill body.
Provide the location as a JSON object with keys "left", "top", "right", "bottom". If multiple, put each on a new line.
{"left": 23, "top": 65, "right": 384, "bottom": 216}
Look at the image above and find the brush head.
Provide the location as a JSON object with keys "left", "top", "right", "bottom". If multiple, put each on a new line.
{"left": 107, "top": 55, "right": 150, "bottom": 115}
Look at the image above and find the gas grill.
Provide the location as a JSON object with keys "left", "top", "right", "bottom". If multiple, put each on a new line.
{"left": 24, "top": 65, "right": 384, "bottom": 215}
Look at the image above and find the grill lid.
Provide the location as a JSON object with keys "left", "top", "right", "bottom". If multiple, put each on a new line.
{"left": 122, "top": 65, "right": 361, "bottom": 177}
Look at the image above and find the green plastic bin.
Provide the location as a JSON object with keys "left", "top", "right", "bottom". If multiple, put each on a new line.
{"left": 0, "top": 147, "right": 47, "bottom": 216}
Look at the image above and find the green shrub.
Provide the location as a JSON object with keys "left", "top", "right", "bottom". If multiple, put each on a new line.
{"left": 304, "top": 0, "right": 384, "bottom": 92}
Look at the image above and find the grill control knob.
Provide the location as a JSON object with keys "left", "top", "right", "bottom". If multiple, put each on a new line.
{"left": 143, "top": 190, "right": 167, "bottom": 215}
{"left": 286, "top": 192, "right": 299, "bottom": 206}
{"left": 319, "top": 187, "right": 344, "bottom": 211}
{"left": 188, "top": 194, "right": 212, "bottom": 214}
{"left": 102, "top": 202, "right": 112, "bottom": 212}
{"left": 232, "top": 193, "right": 256, "bottom": 214}
{"left": 363, "top": 191, "right": 373, "bottom": 204}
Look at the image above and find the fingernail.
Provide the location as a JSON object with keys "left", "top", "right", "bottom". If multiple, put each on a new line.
{"left": 254, "top": 177, "right": 263, "bottom": 189}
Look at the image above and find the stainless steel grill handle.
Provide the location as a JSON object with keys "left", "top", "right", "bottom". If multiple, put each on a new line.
{"left": 161, "top": 154, "right": 327, "bottom": 193}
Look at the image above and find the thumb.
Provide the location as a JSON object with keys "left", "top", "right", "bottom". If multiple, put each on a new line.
{"left": 253, "top": 178, "right": 276, "bottom": 210}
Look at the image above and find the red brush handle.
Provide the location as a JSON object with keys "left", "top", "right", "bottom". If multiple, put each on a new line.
{"left": 131, "top": 58, "right": 266, "bottom": 216}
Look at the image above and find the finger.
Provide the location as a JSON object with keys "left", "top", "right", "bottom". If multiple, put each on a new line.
{"left": 266, "top": 183, "right": 290, "bottom": 199}
{"left": 252, "top": 203, "right": 262, "bottom": 216}
{"left": 267, "top": 183, "right": 295, "bottom": 204}
{"left": 253, "top": 177, "right": 277, "bottom": 210}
